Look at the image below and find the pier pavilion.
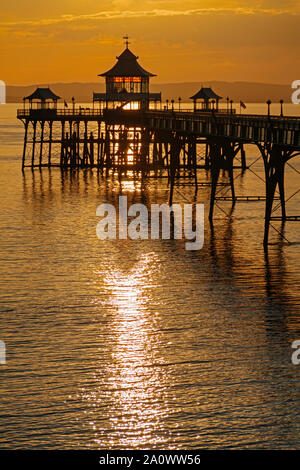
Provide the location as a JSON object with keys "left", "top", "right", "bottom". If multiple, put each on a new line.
{"left": 23, "top": 87, "right": 61, "bottom": 110}
{"left": 190, "top": 87, "right": 222, "bottom": 112}
{"left": 93, "top": 39, "right": 161, "bottom": 110}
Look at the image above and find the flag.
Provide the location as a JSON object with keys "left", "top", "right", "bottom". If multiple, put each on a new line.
{"left": 240, "top": 101, "right": 246, "bottom": 109}
{"left": 64, "top": 101, "right": 68, "bottom": 107}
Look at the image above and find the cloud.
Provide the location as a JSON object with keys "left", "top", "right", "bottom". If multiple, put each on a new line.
{"left": 0, "top": 7, "right": 298, "bottom": 30}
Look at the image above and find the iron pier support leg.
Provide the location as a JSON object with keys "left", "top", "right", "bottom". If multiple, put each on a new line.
{"left": 240, "top": 144, "right": 246, "bottom": 170}
{"left": 278, "top": 162, "right": 286, "bottom": 221}
{"left": 205, "top": 142, "right": 210, "bottom": 168}
{"left": 209, "top": 142, "right": 221, "bottom": 221}
{"left": 22, "top": 121, "right": 28, "bottom": 169}
{"left": 226, "top": 145, "right": 236, "bottom": 206}
{"left": 77, "top": 121, "right": 80, "bottom": 166}
{"left": 158, "top": 142, "right": 163, "bottom": 168}
{"left": 209, "top": 165, "right": 220, "bottom": 221}
{"left": 89, "top": 133, "right": 94, "bottom": 167}
{"left": 192, "top": 137, "right": 198, "bottom": 194}
{"left": 97, "top": 122, "right": 101, "bottom": 167}
{"left": 229, "top": 161, "right": 235, "bottom": 204}
{"left": 264, "top": 174, "right": 277, "bottom": 247}
{"left": 39, "top": 121, "right": 44, "bottom": 167}
{"left": 169, "top": 137, "right": 180, "bottom": 205}
{"left": 60, "top": 121, "right": 65, "bottom": 167}
{"left": 48, "top": 121, "right": 53, "bottom": 167}
{"left": 261, "top": 144, "right": 286, "bottom": 247}
{"left": 31, "top": 121, "right": 37, "bottom": 168}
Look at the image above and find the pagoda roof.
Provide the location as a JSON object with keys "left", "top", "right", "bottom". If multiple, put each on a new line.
{"left": 24, "top": 87, "right": 61, "bottom": 101}
{"left": 190, "top": 87, "right": 222, "bottom": 100}
{"left": 99, "top": 47, "right": 156, "bottom": 78}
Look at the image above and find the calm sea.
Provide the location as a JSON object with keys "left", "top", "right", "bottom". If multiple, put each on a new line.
{"left": 0, "top": 103, "right": 300, "bottom": 449}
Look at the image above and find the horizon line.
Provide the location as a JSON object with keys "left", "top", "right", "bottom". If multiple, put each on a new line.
{"left": 6, "top": 80, "right": 291, "bottom": 88}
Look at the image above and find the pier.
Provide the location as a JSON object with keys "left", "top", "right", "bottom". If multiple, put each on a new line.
{"left": 17, "top": 42, "right": 300, "bottom": 246}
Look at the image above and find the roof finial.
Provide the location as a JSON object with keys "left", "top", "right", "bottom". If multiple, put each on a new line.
{"left": 123, "top": 34, "right": 130, "bottom": 49}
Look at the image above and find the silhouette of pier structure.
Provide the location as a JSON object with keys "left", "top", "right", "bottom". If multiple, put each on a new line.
{"left": 17, "top": 41, "right": 300, "bottom": 246}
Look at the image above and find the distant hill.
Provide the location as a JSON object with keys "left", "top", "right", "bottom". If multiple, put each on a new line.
{"left": 7, "top": 81, "right": 292, "bottom": 104}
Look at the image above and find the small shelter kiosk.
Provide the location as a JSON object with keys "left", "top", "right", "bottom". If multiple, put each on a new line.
{"left": 23, "top": 87, "right": 61, "bottom": 110}
{"left": 94, "top": 39, "right": 161, "bottom": 110}
{"left": 190, "top": 87, "right": 222, "bottom": 112}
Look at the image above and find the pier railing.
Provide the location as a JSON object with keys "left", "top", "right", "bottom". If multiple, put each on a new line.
{"left": 146, "top": 109, "right": 300, "bottom": 122}
{"left": 162, "top": 108, "right": 236, "bottom": 114}
{"left": 17, "top": 106, "right": 300, "bottom": 123}
{"left": 145, "top": 110, "right": 300, "bottom": 147}
{"left": 146, "top": 110, "right": 300, "bottom": 127}
{"left": 17, "top": 108, "right": 103, "bottom": 119}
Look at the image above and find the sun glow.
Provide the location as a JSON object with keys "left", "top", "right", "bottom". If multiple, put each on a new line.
{"left": 123, "top": 102, "right": 139, "bottom": 110}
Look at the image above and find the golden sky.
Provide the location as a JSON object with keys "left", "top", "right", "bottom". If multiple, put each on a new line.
{"left": 1, "top": 1, "right": 300, "bottom": 85}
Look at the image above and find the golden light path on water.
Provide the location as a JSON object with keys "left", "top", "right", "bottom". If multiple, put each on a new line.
{"left": 81, "top": 253, "right": 176, "bottom": 449}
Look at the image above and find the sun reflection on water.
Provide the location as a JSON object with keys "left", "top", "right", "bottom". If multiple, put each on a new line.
{"left": 118, "top": 178, "right": 142, "bottom": 192}
{"left": 81, "top": 253, "right": 173, "bottom": 449}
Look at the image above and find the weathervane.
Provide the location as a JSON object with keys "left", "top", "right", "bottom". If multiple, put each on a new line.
{"left": 123, "top": 35, "right": 130, "bottom": 48}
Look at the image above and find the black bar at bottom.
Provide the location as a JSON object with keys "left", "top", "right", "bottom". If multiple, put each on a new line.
{"left": 0, "top": 450, "right": 297, "bottom": 469}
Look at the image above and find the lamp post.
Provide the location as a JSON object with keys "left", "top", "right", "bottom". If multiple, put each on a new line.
{"left": 230, "top": 100, "right": 233, "bottom": 114}
{"left": 280, "top": 99, "right": 284, "bottom": 117}
{"left": 72, "top": 96, "right": 75, "bottom": 113}
{"left": 171, "top": 99, "right": 174, "bottom": 112}
{"left": 226, "top": 96, "right": 229, "bottom": 113}
{"left": 178, "top": 97, "right": 181, "bottom": 111}
{"left": 166, "top": 99, "right": 169, "bottom": 110}
{"left": 266, "top": 99, "right": 271, "bottom": 119}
